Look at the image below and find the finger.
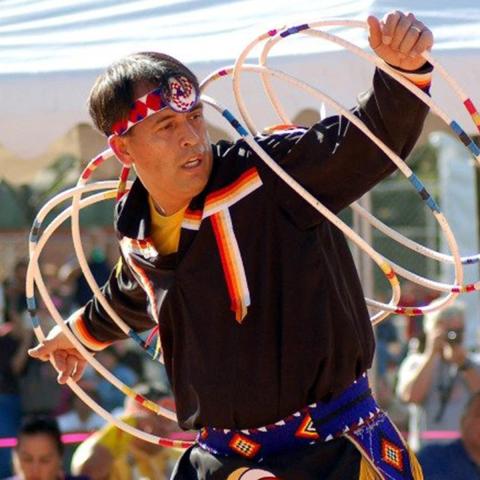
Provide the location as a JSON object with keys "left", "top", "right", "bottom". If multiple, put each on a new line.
{"left": 390, "top": 12, "right": 415, "bottom": 51}
{"left": 398, "top": 23, "right": 424, "bottom": 56}
{"left": 72, "top": 358, "right": 87, "bottom": 382}
{"left": 367, "top": 16, "right": 382, "bottom": 50}
{"left": 412, "top": 29, "right": 434, "bottom": 56}
{"left": 28, "top": 342, "right": 52, "bottom": 361}
{"left": 28, "top": 325, "right": 68, "bottom": 360}
{"left": 57, "top": 354, "right": 78, "bottom": 384}
{"left": 53, "top": 350, "right": 68, "bottom": 374}
{"left": 381, "top": 10, "right": 402, "bottom": 45}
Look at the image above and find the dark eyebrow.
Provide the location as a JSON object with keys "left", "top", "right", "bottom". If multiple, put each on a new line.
{"left": 152, "top": 103, "right": 203, "bottom": 127}
{"left": 152, "top": 112, "right": 177, "bottom": 126}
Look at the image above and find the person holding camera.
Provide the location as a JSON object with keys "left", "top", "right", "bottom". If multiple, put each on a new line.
{"left": 397, "top": 304, "right": 480, "bottom": 451}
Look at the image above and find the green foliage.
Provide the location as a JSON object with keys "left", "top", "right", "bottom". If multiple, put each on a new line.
{"left": 0, "top": 180, "right": 30, "bottom": 228}
{"left": 341, "top": 143, "right": 441, "bottom": 296}
{"left": 374, "top": 144, "right": 440, "bottom": 294}
{"left": 0, "top": 154, "right": 115, "bottom": 230}
{"left": 405, "top": 142, "right": 438, "bottom": 179}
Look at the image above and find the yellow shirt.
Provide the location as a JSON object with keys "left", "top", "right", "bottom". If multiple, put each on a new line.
{"left": 148, "top": 196, "right": 186, "bottom": 255}
{"left": 71, "top": 416, "right": 181, "bottom": 480}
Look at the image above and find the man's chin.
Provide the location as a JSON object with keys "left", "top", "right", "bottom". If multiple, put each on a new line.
{"left": 182, "top": 176, "right": 209, "bottom": 198}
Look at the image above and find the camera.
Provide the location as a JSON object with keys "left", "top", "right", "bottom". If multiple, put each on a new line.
{"left": 445, "top": 329, "right": 463, "bottom": 345}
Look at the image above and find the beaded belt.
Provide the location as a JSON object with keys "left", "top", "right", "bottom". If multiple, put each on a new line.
{"left": 197, "top": 373, "right": 417, "bottom": 479}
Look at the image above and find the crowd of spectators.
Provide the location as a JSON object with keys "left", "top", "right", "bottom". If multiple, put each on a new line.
{"left": 372, "top": 283, "right": 480, "bottom": 478}
{"left": 1, "top": 252, "right": 479, "bottom": 478}
{"left": 0, "top": 253, "right": 180, "bottom": 479}
{"left": 397, "top": 304, "right": 480, "bottom": 451}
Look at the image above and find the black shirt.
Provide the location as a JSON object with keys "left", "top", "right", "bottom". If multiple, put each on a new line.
{"left": 72, "top": 66, "right": 430, "bottom": 430}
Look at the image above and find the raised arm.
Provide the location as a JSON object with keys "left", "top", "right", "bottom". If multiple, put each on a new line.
{"left": 259, "top": 11, "right": 434, "bottom": 229}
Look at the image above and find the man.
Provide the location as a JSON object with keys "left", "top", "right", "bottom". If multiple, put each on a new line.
{"left": 5, "top": 416, "right": 88, "bottom": 480}
{"left": 397, "top": 304, "right": 480, "bottom": 451}
{"left": 30, "top": 11, "right": 433, "bottom": 479}
{"left": 417, "top": 391, "right": 480, "bottom": 479}
{"left": 71, "top": 383, "right": 184, "bottom": 480}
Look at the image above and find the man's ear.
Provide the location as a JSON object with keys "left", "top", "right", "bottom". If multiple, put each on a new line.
{"left": 108, "top": 134, "right": 134, "bottom": 166}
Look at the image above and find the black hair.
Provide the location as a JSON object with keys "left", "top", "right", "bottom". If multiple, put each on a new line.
{"left": 88, "top": 51, "right": 199, "bottom": 136}
{"left": 16, "top": 416, "right": 63, "bottom": 456}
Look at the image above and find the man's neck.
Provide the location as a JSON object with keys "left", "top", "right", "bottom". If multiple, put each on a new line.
{"left": 151, "top": 198, "right": 167, "bottom": 216}
{"left": 151, "top": 195, "right": 189, "bottom": 217}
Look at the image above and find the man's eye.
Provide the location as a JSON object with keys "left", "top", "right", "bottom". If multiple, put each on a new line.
{"left": 158, "top": 123, "right": 172, "bottom": 131}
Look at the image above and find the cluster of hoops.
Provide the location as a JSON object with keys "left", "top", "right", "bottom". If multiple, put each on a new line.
{"left": 26, "top": 20, "right": 480, "bottom": 446}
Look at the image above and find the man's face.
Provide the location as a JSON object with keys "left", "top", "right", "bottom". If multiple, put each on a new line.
{"left": 118, "top": 84, "right": 213, "bottom": 213}
{"left": 461, "top": 397, "right": 480, "bottom": 449}
{"left": 13, "top": 434, "right": 62, "bottom": 480}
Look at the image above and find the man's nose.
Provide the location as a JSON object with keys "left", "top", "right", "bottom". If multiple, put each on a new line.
{"left": 180, "top": 121, "right": 200, "bottom": 147}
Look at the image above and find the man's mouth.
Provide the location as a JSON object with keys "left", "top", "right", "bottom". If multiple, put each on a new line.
{"left": 182, "top": 155, "right": 202, "bottom": 169}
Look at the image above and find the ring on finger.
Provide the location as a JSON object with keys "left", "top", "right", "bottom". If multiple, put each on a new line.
{"left": 410, "top": 25, "right": 423, "bottom": 34}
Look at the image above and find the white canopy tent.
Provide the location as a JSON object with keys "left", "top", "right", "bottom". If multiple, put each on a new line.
{"left": 0, "top": 0, "right": 479, "bottom": 168}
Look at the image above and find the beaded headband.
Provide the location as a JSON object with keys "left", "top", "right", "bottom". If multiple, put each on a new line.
{"left": 111, "top": 75, "right": 200, "bottom": 136}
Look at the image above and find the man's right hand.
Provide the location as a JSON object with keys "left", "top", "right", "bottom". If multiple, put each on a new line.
{"left": 28, "top": 325, "right": 87, "bottom": 384}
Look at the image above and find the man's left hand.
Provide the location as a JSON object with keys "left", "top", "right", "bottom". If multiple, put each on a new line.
{"left": 367, "top": 11, "right": 434, "bottom": 71}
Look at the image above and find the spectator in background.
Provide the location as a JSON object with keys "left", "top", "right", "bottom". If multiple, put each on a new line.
{"left": 106, "top": 341, "right": 145, "bottom": 387}
{"left": 94, "top": 348, "right": 138, "bottom": 413}
{"left": 3, "top": 416, "right": 88, "bottom": 480}
{"left": 4, "top": 259, "right": 28, "bottom": 316}
{"left": 72, "top": 248, "right": 111, "bottom": 308}
{"left": 396, "top": 282, "right": 441, "bottom": 343}
{"left": 40, "top": 262, "right": 74, "bottom": 318}
{"left": 397, "top": 282, "right": 425, "bottom": 341}
{"left": 58, "top": 230, "right": 112, "bottom": 313}
{"left": 17, "top": 304, "right": 63, "bottom": 417}
{"left": 0, "top": 309, "right": 33, "bottom": 478}
{"left": 57, "top": 389, "right": 105, "bottom": 433}
{"left": 71, "top": 383, "right": 187, "bottom": 480}
{"left": 396, "top": 304, "right": 480, "bottom": 451}
{"left": 374, "top": 315, "right": 410, "bottom": 432}
{"left": 417, "top": 390, "right": 480, "bottom": 479}
{"left": 376, "top": 319, "right": 402, "bottom": 380}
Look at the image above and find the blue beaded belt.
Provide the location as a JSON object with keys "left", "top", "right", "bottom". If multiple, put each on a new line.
{"left": 197, "top": 373, "right": 417, "bottom": 479}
